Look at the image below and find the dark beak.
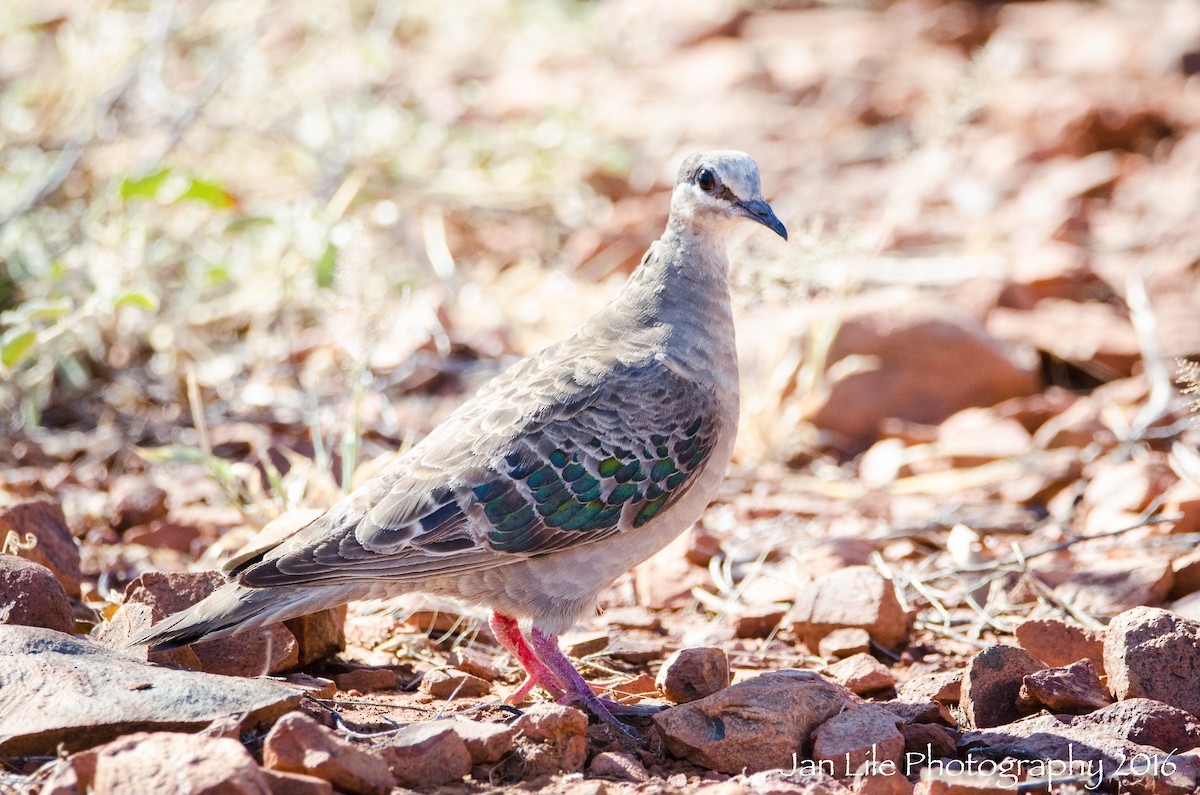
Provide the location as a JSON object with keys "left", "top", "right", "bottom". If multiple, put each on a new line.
{"left": 739, "top": 199, "right": 788, "bottom": 240}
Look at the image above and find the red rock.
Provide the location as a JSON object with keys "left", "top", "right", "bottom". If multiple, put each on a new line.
{"left": 115, "top": 571, "right": 298, "bottom": 676}
{"left": 988, "top": 299, "right": 1140, "bottom": 379}
{"left": 900, "top": 722, "right": 958, "bottom": 764}
{"left": 1105, "top": 607, "right": 1200, "bottom": 717}
{"left": 284, "top": 605, "right": 345, "bottom": 666}
{"left": 733, "top": 607, "right": 787, "bottom": 639}
{"left": 1170, "top": 548, "right": 1200, "bottom": 600}
{"left": 283, "top": 673, "right": 336, "bottom": 699}
{"left": 819, "top": 628, "right": 872, "bottom": 659}
{"left": 441, "top": 719, "right": 516, "bottom": 763}
{"left": 0, "top": 556, "right": 74, "bottom": 634}
{"left": 94, "top": 602, "right": 203, "bottom": 669}
{"left": 419, "top": 668, "right": 491, "bottom": 698}
{"left": 1018, "top": 659, "right": 1111, "bottom": 713}
{"left": 263, "top": 712, "right": 395, "bottom": 795}
{"left": 655, "top": 647, "right": 730, "bottom": 704}
{"left": 108, "top": 474, "right": 169, "bottom": 532}
{"left": 262, "top": 769, "right": 333, "bottom": 795}
{"left": 879, "top": 700, "right": 955, "bottom": 727}
{"left": 1014, "top": 618, "right": 1106, "bottom": 674}
{"left": 603, "top": 672, "right": 660, "bottom": 703}
{"left": 852, "top": 766, "right": 913, "bottom": 795}
{"left": 1081, "top": 452, "right": 1176, "bottom": 514}
{"left": 959, "top": 645, "right": 1045, "bottom": 729}
{"left": 1076, "top": 699, "right": 1200, "bottom": 753}
{"left": 42, "top": 731, "right": 270, "bottom": 795}
{"left": 824, "top": 653, "right": 895, "bottom": 695}
{"left": 447, "top": 647, "right": 501, "bottom": 681}
{"left": 1032, "top": 392, "right": 1116, "bottom": 449}
{"left": 333, "top": 668, "right": 397, "bottom": 694}
{"left": 896, "top": 671, "right": 962, "bottom": 704}
{"left": 588, "top": 751, "right": 650, "bottom": 782}
{"left": 652, "top": 669, "right": 851, "bottom": 774}
{"left": 806, "top": 289, "right": 1040, "bottom": 450}
{"left": 562, "top": 631, "right": 610, "bottom": 658}
{"left": 914, "top": 769, "right": 1015, "bottom": 794}
{"left": 1054, "top": 556, "right": 1174, "bottom": 617}
{"left": 511, "top": 704, "right": 589, "bottom": 775}
{"left": 791, "top": 566, "right": 908, "bottom": 651}
{"left": 0, "top": 500, "right": 82, "bottom": 597}
{"left": 963, "top": 712, "right": 1200, "bottom": 794}
{"left": 123, "top": 521, "right": 203, "bottom": 553}
{"left": 813, "top": 703, "right": 904, "bottom": 778}
{"left": 383, "top": 720, "right": 472, "bottom": 788}
{"left": 935, "top": 408, "right": 1032, "bottom": 464}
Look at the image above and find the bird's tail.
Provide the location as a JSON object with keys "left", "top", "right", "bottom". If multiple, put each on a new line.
{"left": 127, "top": 581, "right": 352, "bottom": 651}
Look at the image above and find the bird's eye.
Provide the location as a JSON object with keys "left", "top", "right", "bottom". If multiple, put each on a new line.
{"left": 696, "top": 168, "right": 716, "bottom": 192}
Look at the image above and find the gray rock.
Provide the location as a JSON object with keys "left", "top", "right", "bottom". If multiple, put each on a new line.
{"left": 0, "top": 625, "right": 303, "bottom": 755}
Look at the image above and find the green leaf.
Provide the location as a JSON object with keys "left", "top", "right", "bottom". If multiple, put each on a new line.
{"left": 317, "top": 242, "right": 337, "bottom": 288}
{"left": 112, "top": 290, "right": 159, "bottom": 311}
{"left": 17, "top": 297, "right": 72, "bottom": 321}
{"left": 223, "top": 216, "right": 273, "bottom": 235}
{"left": 177, "top": 178, "right": 238, "bottom": 209}
{"left": 1, "top": 329, "right": 35, "bottom": 368}
{"left": 120, "top": 168, "right": 172, "bottom": 200}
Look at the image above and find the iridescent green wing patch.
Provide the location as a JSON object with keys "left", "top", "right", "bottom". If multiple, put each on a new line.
{"left": 479, "top": 413, "right": 714, "bottom": 555}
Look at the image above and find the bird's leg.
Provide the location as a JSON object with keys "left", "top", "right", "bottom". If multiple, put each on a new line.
{"left": 527, "top": 627, "right": 636, "bottom": 737}
{"left": 489, "top": 612, "right": 565, "bottom": 703}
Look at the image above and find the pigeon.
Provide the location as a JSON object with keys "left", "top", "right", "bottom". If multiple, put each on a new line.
{"left": 131, "top": 150, "right": 787, "bottom": 733}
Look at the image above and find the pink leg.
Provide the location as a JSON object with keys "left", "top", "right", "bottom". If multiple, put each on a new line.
{"left": 528, "top": 627, "right": 635, "bottom": 737}
{"left": 489, "top": 612, "right": 565, "bottom": 702}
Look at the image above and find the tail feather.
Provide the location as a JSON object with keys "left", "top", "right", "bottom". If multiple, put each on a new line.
{"left": 127, "top": 581, "right": 353, "bottom": 652}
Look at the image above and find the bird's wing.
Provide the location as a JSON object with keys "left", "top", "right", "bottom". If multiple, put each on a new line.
{"left": 234, "top": 348, "right": 723, "bottom": 588}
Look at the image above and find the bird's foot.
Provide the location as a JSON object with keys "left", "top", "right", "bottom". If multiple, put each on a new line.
{"left": 528, "top": 627, "right": 639, "bottom": 739}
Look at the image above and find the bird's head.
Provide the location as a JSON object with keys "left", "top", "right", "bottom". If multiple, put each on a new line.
{"left": 670, "top": 151, "right": 787, "bottom": 241}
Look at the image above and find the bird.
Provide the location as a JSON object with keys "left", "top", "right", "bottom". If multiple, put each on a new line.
{"left": 130, "top": 150, "right": 787, "bottom": 733}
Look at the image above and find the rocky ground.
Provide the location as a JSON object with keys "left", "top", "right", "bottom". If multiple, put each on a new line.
{"left": 4, "top": 0, "right": 1200, "bottom": 793}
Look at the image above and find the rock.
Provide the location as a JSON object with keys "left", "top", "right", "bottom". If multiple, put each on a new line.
{"left": 419, "top": 668, "right": 492, "bottom": 698}
{"left": 0, "top": 556, "right": 75, "bottom": 634}
{"left": 42, "top": 731, "right": 270, "bottom": 795}
{"left": 879, "top": 700, "right": 955, "bottom": 727}
{"left": 0, "top": 625, "right": 302, "bottom": 755}
{"left": 284, "top": 605, "right": 346, "bottom": 666}
{"left": 112, "top": 571, "right": 298, "bottom": 676}
{"left": 1054, "top": 557, "right": 1174, "bottom": 616}
{"left": 935, "top": 407, "right": 1032, "bottom": 464}
{"left": 959, "top": 645, "right": 1045, "bottom": 729}
{"left": 737, "top": 769, "right": 852, "bottom": 794}
{"left": 896, "top": 671, "right": 962, "bottom": 704}
{"left": 0, "top": 500, "right": 82, "bottom": 597}
{"left": 562, "top": 631, "right": 610, "bottom": 658}
{"left": 1170, "top": 548, "right": 1200, "bottom": 600}
{"left": 1014, "top": 617, "right": 1106, "bottom": 674}
{"left": 448, "top": 647, "right": 502, "bottom": 681}
{"left": 609, "top": 635, "right": 668, "bottom": 664}
{"left": 652, "top": 669, "right": 851, "bottom": 774}
{"left": 812, "top": 703, "right": 904, "bottom": 778}
{"left": 514, "top": 703, "right": 588, "bottom": 742}
{"left": 851, "top": 766, "right": 913, "bottom": 795}
{"left": 123, "top": 521, "right": 203, "bottom": 553}
{"left": 914, "top": 769, "right": 1015, "bottom": 794}
{"left": 263, "top": 712, "right": 395, "bottom": 795}
{"left": 1081, "top": 453, "right": 1176, "bottom": 515}
{"left": 93, "top": 602, "right": 203, "bottom": 670}
{"left": 1076, "top": 699, "right": 1200, "bottom": 753}
{"left": 384, "top": 720, "right": 472, "bottom": 788}
{"left": 108, "top": 474, "right": 169, "bottom": 531}
{"left": 1105, "top": 607, "right": 1200, "bottom": 717}
{"left": 510, "top": 704, "right": 589, "bottom": 776}
{"left": 1018, "top": 659, "right": 1111, "bottom": 714}
{"left": 900, "top": 722, "right": 958, "bottom": 765}
{"left": 818, "top": 628, "right": 872, "bottom": 659}
{"left": 588, "top": 751, "right": 651, "bottom": 782}
{"left": 733, "top": 607, "right": 787, "bottom": 639}
{"left": 603, "top": 672, "right": 660, "bottom": 703}
{"left": 806, "top": 289, "right": 1040, "bottom": 450}
{"left": 261, "top": 769, "right": 334, "bottom": 795}
{"left": 962, "top": 712, "right": 1200, "bottom": 795}
{"left": 791, "top": 566, "right": 908, "bottom": 651}
{"left": 988, "top": 299, "right": 1140, "bottom": 379}
{"left": 333, "top": 668, "right": 397, "bottom": 694}
{"left": 824, "top": 653, "right": 895, "bottom": 695}
{"left": 442, "top": 719, "right": 517, "bottom": 763}
{"left": 656, "top": 647, "right": 730, "bottom": 704}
